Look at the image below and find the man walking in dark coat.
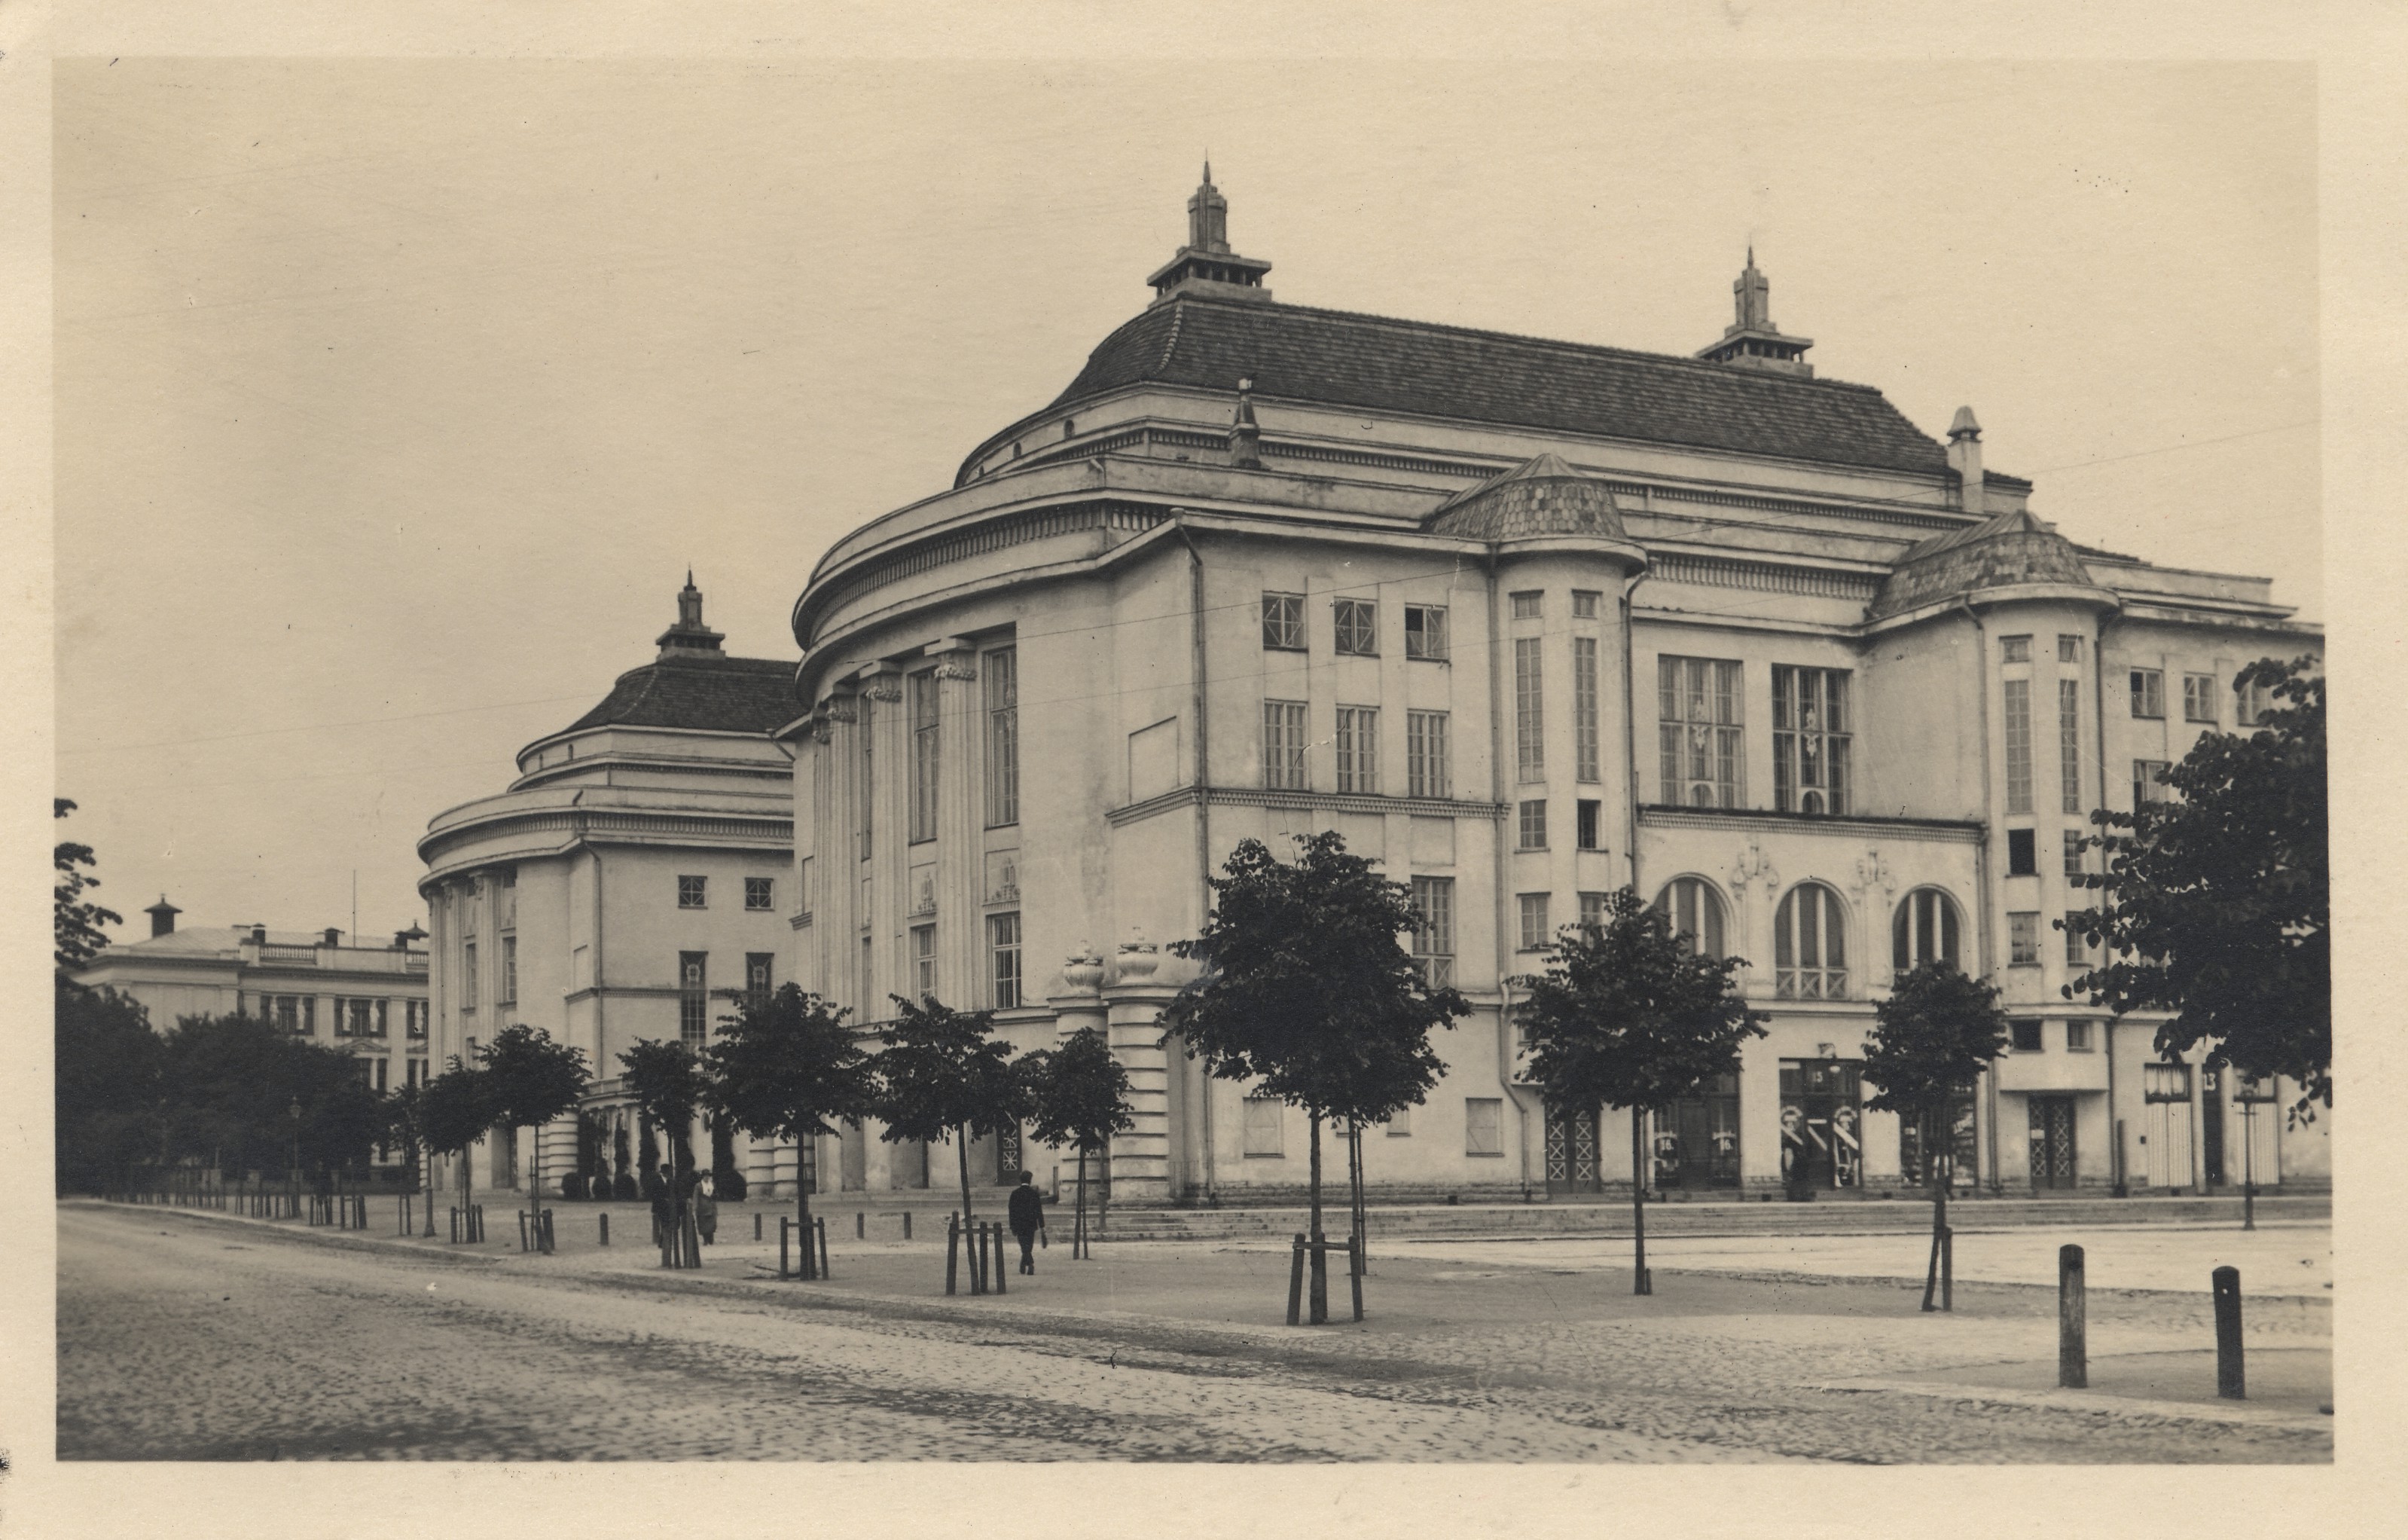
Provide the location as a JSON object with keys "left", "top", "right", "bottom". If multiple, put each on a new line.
{"left": 1006, "top": 1170, "right": 1045, "bottom": 1275}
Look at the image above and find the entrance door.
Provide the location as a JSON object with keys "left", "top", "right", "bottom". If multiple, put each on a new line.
{"left": 2141, "top": 1065, "right": 2193, "bottom": 1189}
{"left": 1544, "top": 1105, "right": 1601, "bottom": 1195}
{"left": 2200, "top": 1068, "right": 2226, "bottom": 1186}
{"left": 1779, "top": 1060, "right": 1865, "bottom": 1190}
{"left": 2029, "top": 1095, "right": 2078, "bottom": 1190}
{"left": 1651, "top": 1074, "right": 1741, "bottom": 1190}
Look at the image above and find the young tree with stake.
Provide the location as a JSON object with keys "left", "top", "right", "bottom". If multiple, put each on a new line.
{"left": 870, "top": 994, "right": 1028, "bottom": 1227}
{"left": 417, "top": 1056, "right": 499, "bottom": 1218}
{"left": 617, "top": 1038, "right": 710, "bottom": 1267}
{"left": 477, "top": 1022, "right": 590, "bottom": 1212}
{"left": 705, "top": 985, "right": 876, "bottom": 1277}
{"left": 1514, "top": 888, "right": 1762, "bottom": 1295}
{"left": 1861, "top": 961, "right": 2009, "bottom": 1311}
{"left": 1162, "top": 832, "right": 1467, "bottom": 1323}
{"left": 1021, "top": 1028, "right": 1135, "bottom": 1260}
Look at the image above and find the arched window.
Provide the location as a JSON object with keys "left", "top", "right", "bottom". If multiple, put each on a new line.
{"left": 1892, "top": 888, "right": 1964, "bottom": 982}
{"left": 1774, "top": 883, "right": 1848, "bottom": 999}
{"left": 1653, "top": 877, "right": 1728, "bottom": 958}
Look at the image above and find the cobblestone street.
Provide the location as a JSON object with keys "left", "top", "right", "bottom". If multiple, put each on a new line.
{"left": 57, "top": 1203, "right": 2331, "bottom": 1463}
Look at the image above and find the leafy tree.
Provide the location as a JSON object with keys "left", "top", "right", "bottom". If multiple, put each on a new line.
{"left": 705, "top": 984, "right": 876, "bottom": 1270}
{"left": 1021, "top": 1028, "right": 1136, "bottom": 1259}
{"left": 618, "top": 1037, "right": 709, "bottom": 1265}
{"left": 871, "top": 994, "right": 1028, "bottom": 1226}
{"left": 53, "top": 799, "right": 122, "bottom": 974}
{"left": 1513, "top": 887, "right": 1763, "bottom": 1295}
{"left": 54, "top": 979, "right": 162, "bottom": 1193}
{"left": 1162, "top": 832, "right": 1469, "bottom": 1322}
{"left": 1862, "top": 961, "right": 2008, "bottom": 1310}
{"left": 417, "top": 1056, "right": 499, "bottom": 1211}
{"left": 477, "top": 1022, "right": 591, "bottom": 1205}
{"left": 2066, "top": 657, "right": 2328, "bottom": 1114}
{"left": 154, "top": 1011, "right": 384, "bottom": 1178}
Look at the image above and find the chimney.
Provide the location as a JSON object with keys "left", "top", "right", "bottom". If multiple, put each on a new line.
{"left": 1947, "top": 406, "right": 1985, "bottom": 515}
{"left": 145, "top": 895, "right": 181, "bottom": 938}
{"left": 250, "top": 924, "right": 267, "bottom": 944}
{"left": 322, "top": 926, "right": 343, "bottom": 947}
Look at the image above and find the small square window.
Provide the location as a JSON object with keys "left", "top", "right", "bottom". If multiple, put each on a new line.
{"left": 2010, "top": 1019, "right": 2043, "bottom": 1052}
{"left": 1403, "top": 604, "right": 1450, "bottom": 662}
{"left": 677, "top": 875, "right": 708, "bottom": 909}
{"left": 1571, "top": 589, "right": 1601, "bottom": 619}
{"left": 2007, "top": 828, "right": 2037, "bottom": 876}
{"left": 1261, "top": 592, "right": 1305, "bottom": 651}
{"left": 2008, "top": 911, "right": 2040, "bottom": 966}
{"left": 1517, "top": 799, "right": 1548, "bottom": 850}
{"left": 1510, "top": 591, "right": 1543, "bottom": 621}
{"left": 1333, "top": 597, "right": 1378, "bottom": 655}
{"left": 2129, "top": 668, "right": 2165, "bottom": 719}
{"left": 1576, "top": 799, "right": 1601, "bottom": 851}
{"left": 2058, "top": 634, "right": 2083, "bottom": 662}
{"left": 744, "top": 876, "right": 775, "bottom": 912}
{"left": 2066, "top": 1019, "right": 2093, "bottom": 1052}
{"left": 2001, "top": 635, "right": 2032, "bottom": 664}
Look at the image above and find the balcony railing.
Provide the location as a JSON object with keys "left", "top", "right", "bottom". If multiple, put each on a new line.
{"left": 246, "top": 942, "right": 429, "bottom": 974}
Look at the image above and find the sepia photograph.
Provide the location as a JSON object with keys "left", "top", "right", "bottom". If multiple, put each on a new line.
{"left": 19, "top": 11, "right": 2400, "bottom": 1526}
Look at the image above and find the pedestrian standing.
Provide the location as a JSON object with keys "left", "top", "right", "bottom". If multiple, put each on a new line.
{"left": 694, "top": 1172, "right": 719, "bottom": 1246}
{"left": 1006, "top": 1170, "right": 1045, "bottom": 1276}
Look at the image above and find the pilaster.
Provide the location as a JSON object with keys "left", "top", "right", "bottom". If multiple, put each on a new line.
{"left": 1103, "top": 933, "right": 1177, "bottom": 1205}
{"left": 929, "top": 639, "right": 981, "bottom": 1005}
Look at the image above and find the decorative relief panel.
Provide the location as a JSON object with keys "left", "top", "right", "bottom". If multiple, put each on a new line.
{"left": 984, "top": 850, "right": 1021, "bottom": 905}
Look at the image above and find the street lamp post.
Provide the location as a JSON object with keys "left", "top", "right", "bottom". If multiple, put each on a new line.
{"left": 288, "top": 1098, "right": 303, "bottom": 1219}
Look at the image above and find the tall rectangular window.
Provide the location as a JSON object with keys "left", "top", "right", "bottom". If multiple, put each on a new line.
{"left": 679, "top": 952, "right": 708, "bottom": 1045}
{"left": 2003, "top": 678, "right": 2034, "bottom": 815}
{"left": 499, "top": 935, "right": 517, "bottom": 1007}
{"left": 2059, "top": 678, "right": 2083, "bottom": 814}
{"left": 745, "top": 952, "right": 774, "bottom": 1005}
{"left": 984, "top": 646, "right": 1019, "bottom": 827}
{"left": 1576, "top": 799, "right": 1601, "bottom": 851}
{"left": 2184, "top": 673, "right": 2218, "bottom": 723}
{"left": 1333, "top": 597, "right": 1378, "bottom": 655}
{"left": 1517, "top": 799, "right": 1548, "bottom": 850}
{"left": 1404, "top": 604, "right": 1448, "bottom": 661}
{"left": 2064, "top": 912, "right": 2089, "bottom": 967}
{"left": 1409, "top": 877, "right": 1454, "bottom": 988}
{"left": 1261, "top": 592, "right": 1304, "bottom": 651}
{"left": 1335, "top": 706, "right": 1379, "bottom": 793}
{"left": 908, "top": 670, "right": 939, "bottom": 844}
{"left": 1406, "top": 711, "right": 1451, "bottom": 799}
{"left": 2133, "top": 759, "right": 2171, "bottom": 806}
{"left": 1573, "top": 637, "right": 1601, "bottom": 783}
{"left": 2236, "top": 677, "right": 2272, "bottom": 726}
{"left": 911, "top": 924, "right": 937, "bottom": 999}
{"left": 2064, "top": 831, "right": 2086, "bottom": 880}
{"left": 2007, "top": 828, "right": 2037, "bottom": 875}
{"left": 1464, "top": 1098, "right": 1504, "bottom": 1157}
{"left": 2130, "top": 668, "right": 2165, "bottom": 719}
{"left": 2007, "top": 912, "right": 2040, "bottom": 967}
{"left": 1772, "top": 665, "right": 1851, "bottom": 815}
{"left": 1514, "top": 637, "right": 1546, "bottom": 781}
{"left": 462, "top": 940, "right": 478, "bottom": 1010}
{"left": 678, "top": 874, "right": 707, "bottom": 909}
{"left": 1517, "top": 893, "right": 1551, "bottom": 952}
{"left": 1659, "top": 656, "right": 1743, "bottom": 807}
{"left": 1262, "top": 700, "right": 1308, "bottom": 790}
{"left": 745, "top": 876, "right": 775, "bottom": 912}
{"left": 988, "top": 912, "right": 1022, "bottom": 1010}
{"left": 1579, "top": 891, "right": 1610, "bottom": 930}
{"left": 859, "top": 934, "right": 874, "bottom": 1017}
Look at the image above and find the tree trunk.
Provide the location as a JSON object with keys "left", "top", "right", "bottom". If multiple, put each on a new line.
{"left": 796, "top": 1130, "right": 816, "bottom": 1280}
{"left": 1074, "top": 1142, "right": 1090, "bottom": 1260}
{"left": 1631, "top": 1111, "right": 1651, "bottom": 1296}
{"left": 1347, "top": 1121, "right": 1366, "bottom": 1277}
{"left": 1308, "top": 1112, "right": 1328, "bottom": 1325}
{"left": 957, "top": 1125, "right": 975, "bottom": 1227}
{"left": 679, "top": 1131, "right": 701, "bottom": 1267}
{"left": 526, "top": 1123, "right": 539, "bottom": 1216}
{"left": 1921, "top": 1108, "right": 1949, "bottom": 1312}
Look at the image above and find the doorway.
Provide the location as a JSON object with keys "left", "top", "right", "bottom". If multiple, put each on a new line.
{"left": 2201, "top": 1067, "right": 2226, "bottom": 1186}
{"left": 1779, "top": 1059, "right": 1864, "bottom": 1190}
{"left": 2028, "top": 1095, "right": 2078, "bottom": 1190}
{"left": 2141, "top": 1065, "right": 2193, "bottom": 1189}
{"left": 1544, "top": 1105, "right": 1601, "bottom": 1195}
{"left": 1651, "top": 1074, "right": 1741, "bottom": 1190}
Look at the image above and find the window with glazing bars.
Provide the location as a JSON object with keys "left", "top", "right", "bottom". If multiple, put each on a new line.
{"left": 2003, "top": 678, "right": 2034, "bottom": 815}
{"left": 1514, "top": 637, "right": 1545, "bottom": 781}
{"left": 1262, "top": 700, "right": 1308, "bottom": 790}
{"left": 1404, "top": 604, "right": 1448, "bottom": 661}
{"left": 2008, "top": 912, "right": 2040, "bottom": 966}
{"left": 2236, "top": 677, "right": 2273, "bottom": 726}
{"left": 679, "top": 952, "right": 707, "bottom": 1045}
{"left": 1659, "top": 656, "right": 1743, "bottom": 807}
{"left": 988, "top": 912, "right": 1021, "bottom": 1009}
{"left": 2184, "top": 673, "right": 2217, "bottom": 723}
{"left": 1578, "top": 891, "right": 1609, "bottom": 931}
{"left": 984, "top": 646, "right": 1019, "bottom": 827}
{"left": 2063, "top": 911, "right": 2089, "bottom": 967}
{"left": 911, "top": 924, "right": 936, "bottom": 998}
{"left": 746, "top": 952, "right": 774, "bottom": 1006}
{"left": 2130, "top": 668, "right": 2165, "bottom": 719}
{"left": 1333, "top": 597, "right": 1378, "bottom": 655}
{"left": 2133, "top": 759, "right": 2171, "bottom": 806}
{"left": 462, "top": 940, "right": 478, "bottom": 1009}
{"left": 1261, "top": 592, "right": 1304, "bottom": 650}
{"left": 2059, "top": 678, "right": 2082, "bottom": 814}
{"left": 499, "top": 935, "right": 517, "bottom": 1005}
{"left": 1335, "top": 706, "right": 1378, "bottom": 793}
{"left": 1517, "top": 893, "right": 1551, "bottom": 952}
{"left": 908, "top": 671, "right": 939, "bottom": 843}
{"left": 1510, "top": 591, "right": 1543, "bottom": 620}
{"left": 1774, "top": 884, "right": 1847, "bottom": 999}
{"left": 745, "top": 876, "right": 775, "bottom": 911}
{"left": 1405, "top": 710, "right": 1450, "bottom": 799}
{"left": 1892, "top": 888, "right": 1961, "bottom": 980}
{"left": 2064, "top": 831, "right": 2086, "bottom": 880}
{"left": 1517, "top": 799, "right": 1547, "bottom": 849}
{"left": 1654, "top": 877, "right": 1726, "bottom": 957}
{"left": 1573, "top": 637, "right": 1601, "bottom": 784}
{"left": 678, "top": 874, "right": 707, "bottom": 909}
{"left": 1409, "top": 876, "right": 1454, "bottom": 987}
{"left": 1772, "top": 665, "right": 1850, "bottom": 814}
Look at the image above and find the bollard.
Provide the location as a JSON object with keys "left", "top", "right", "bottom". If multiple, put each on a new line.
{"left": 1347, "top": 1235, "right": 1364, "bottom": 1322}
{"left": 817, "top": 1217, "right": 830, "bottom": 1279}
{"left": 945, "top": 1215, "right": 960, "bottom": 1296}
{"left": 904, "top": 1211, "right": 913, "bottom": 1242}
{"left": 970, "top": 1221, "right": 987, "bottom": 1297}
{"left": 600, "top": 1212, "right": 610, "bottom": 1246}
{"left": 2058, "top": 1244, "right": 2087, "bottom": 1389}
{"left": 2214, "top": 1266, "right": 2245, "bottom": 1400}
{"left": 780, "top": 1217, "right": 792, "bottom": 1280}
{"left": 1287, "top": 1233, "right": 1307, "bottom": 1327}
{"left": 755, "top": 1212, "right": 764, "bottom": 1242}
{"left": 517, "top": 1211, "right": 530, "bottom": 1252}
{"left": 856, "top": 1210, "right": 865, "bottom": 1239}
{"left": 1941, "top": 1226, "right": 1954, "bottom": 1313}
{"left": 992, "top": 1223, "right": 1007, "bottom": 1296}
{"left": 449, "top": 1207, "right": 459, "bottom": 1245}
{"left": 541, "top": 1208, "right": 554, "bottom": 1254}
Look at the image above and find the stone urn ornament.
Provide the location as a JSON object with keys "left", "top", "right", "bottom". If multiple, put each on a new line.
{"left": 1114, "top": 926, "right": 1160, "bottom": 983}
{"left": 1061, "top": 943, "right": 1106, "bottom": 996}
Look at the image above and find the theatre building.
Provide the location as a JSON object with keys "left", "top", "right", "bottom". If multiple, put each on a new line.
{"left": 767, "top": 170, "right": 2327, "bottom": 1207}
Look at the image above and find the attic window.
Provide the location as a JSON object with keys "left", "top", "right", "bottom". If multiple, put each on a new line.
{"left": 1062, "top": 418, "right": 1076, "bottom": 438}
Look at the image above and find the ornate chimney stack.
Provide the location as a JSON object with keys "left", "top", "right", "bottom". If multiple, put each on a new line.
{"left": 1695, "top": 247, "right": 1814, "bottom": 377}
{"left": 145, "top": 895, "right": 180, "bottom": 938}
{"left": 656, "top": 570, "right": 728, "bottom": 660}
{"left": 1947, "top": 407, "right": 1985, "bottom": 515}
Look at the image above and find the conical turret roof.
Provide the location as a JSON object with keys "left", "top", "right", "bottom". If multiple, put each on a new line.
{"left": 1870, "top": 506, "right": 2107, "bottom": 619}
{"left": 1428, "top": 453, "right": 1631, "bottom": 541}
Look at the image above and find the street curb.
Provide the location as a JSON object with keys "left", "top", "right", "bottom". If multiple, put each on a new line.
{"left": 1814, "top": 1377, "right": 2335, "bottom": 1435}
{"left": 66, "top": 1199, "right": 508, "bottom": 1267}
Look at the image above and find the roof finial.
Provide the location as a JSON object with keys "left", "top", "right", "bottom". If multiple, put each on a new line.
{"left": 1202, "top": 155, "right": 1211, "bottom": 185}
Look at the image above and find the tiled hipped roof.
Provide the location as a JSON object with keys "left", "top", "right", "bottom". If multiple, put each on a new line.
{"left": 560, "top": 655, "right": 798, "bottom": 736}
{"left": 1047, "top": 295, "right": 1964, "bottom": 478}
{"left": 1869, "top": 508, "right": 2104, "bottom": 619}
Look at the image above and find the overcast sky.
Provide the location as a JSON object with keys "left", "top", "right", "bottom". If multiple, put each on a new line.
{"left": 53, "top": 58, "right": 2318, "bottom": 946}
